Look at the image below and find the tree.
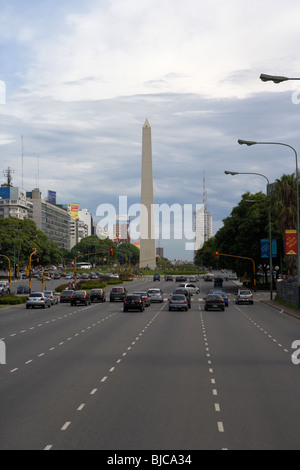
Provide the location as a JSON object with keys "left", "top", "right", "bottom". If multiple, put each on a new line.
{"left": 270, "top": 173, "right": 297, "bottom": 272}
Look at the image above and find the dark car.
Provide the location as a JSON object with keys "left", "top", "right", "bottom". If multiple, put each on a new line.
{"left": 60, "top": 290, "right": 74, "bottom": 303}
{"left": 204, "top": 294, "right": 225, "bottom": 311}
{"left": 153, "top": 273, "right": 161, "bottom": 281}
{"left": 90, "top": 289, "right": 106, "bottom": 303}
{"left": 133, "top": 291, "right": 151, "bottom": 307}
{"left": 164, "top": 275, "right": 173, "bottom": 281}
{"left": 71, "top": 290, "right": 91, "bottom": 306}
{"left": 214, "top": 276, "right": 223, "bottom": 287}
{"left": 123, "top": 294, "right": 145, "bottom": 312}
{"left": 17, "top": 284, "right": 30, "bottom": 294}
{"left": 173, "top": 287, "right": 191, "bottom": 309}
{"left": 110, "top": 287, "right": 127, "bottom": 302}
{"left": 211, "top": 290, "right": 229, "bottom": 307}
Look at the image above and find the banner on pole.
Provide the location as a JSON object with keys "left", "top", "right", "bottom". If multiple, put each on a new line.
{"left": 286, "top": 230, "right": 297, "bottom": 255}
{"left": 261, "top": 239, "right": 277, "bottom": 258}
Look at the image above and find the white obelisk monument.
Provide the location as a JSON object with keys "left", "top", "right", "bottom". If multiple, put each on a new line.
{"left": 140, "top": 119, "right": 156, "bottom": 269}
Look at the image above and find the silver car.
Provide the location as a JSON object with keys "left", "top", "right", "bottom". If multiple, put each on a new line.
{"left": 147, "top": 288, "right": 163, "bottom": 303}
{"left": 236, "top": 289, "right": 254, "bottom": 305}
{"left": 44, "top": 291, "right": 59, "bottom": 305}
{"left": 169, "top": 294, "right": 188, "bottom": 311}
{"left": 179, "top": 283, "right": 200, "bottom": 295}
{"left": 26, "top": 292, "right": 51, "bottom": 309}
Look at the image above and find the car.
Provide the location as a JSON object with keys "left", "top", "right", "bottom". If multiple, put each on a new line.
{"left": 65, "top": 273, "right": 73, "bottom": 280}
{"left": 175, "top": 276, "right": 187, "bottom": 282}
{"left": 164, "top": 275, "right": 173, "bottom": 281}
{"left": 44, "top": 290, "right": 59, "bottom": 305}
{"left": 178, "top": 283, "right": 200, "bottom": 295}
{"left": 110, "top": 287, "right": 127, "bottom": 302}
{"left": 147, "top": 288, "right": 164, "bottom": 303}
{"left": 90, "top": 289, "right": 106, "bottom": 303}
{"left": 26, "top": 292, "right": 51, "bottom": 309}
{"left": 173, "top": 287, "right": 192, "bottom": 308}
{"left": 133, "top": 291, "right": 151, "bottom": 307}
{"left": 212, "top": 290, "right": 229, "bottom": 307}
{"left": 204, "top": 274, "right": 213, "bottom": 282}
{"left": 214, "top": 276, "right": 223, "bottom": 287}
{"left": 53, "top": 273, "right": 61, "bottom": 280}
{"left": 153, "top": 273, "right": 161, "bottom": 281}
{"left": 17, "top": 284, "right": 30, "bottom": 294}
{"left": 0, "top": 282, "right": 9, "bottom": 294}
{"left": 60, "top": 290, "right": 74, "bottom": 303}
{"left": 169, "top": 294, "right": 188, "bottom": 311}
{"left": 123, "top": 294, "right": 145, "bottom": 312}
{"left": 71, "top": 290, "right": 91, "bottom": 306}
{"left": 204, "top": 294, "right": 225, "bottom": 311}
{"left": 236, "top": 289, "right": 254, "bottom": 305}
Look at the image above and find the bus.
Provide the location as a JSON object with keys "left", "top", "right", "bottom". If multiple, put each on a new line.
{"left": 76, "top": 262, "right": 92, "bottom": 270}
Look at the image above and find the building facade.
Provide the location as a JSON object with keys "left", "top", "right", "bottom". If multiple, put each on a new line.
{"left": 0, "top": 186, "right": 33, "bottom": 220}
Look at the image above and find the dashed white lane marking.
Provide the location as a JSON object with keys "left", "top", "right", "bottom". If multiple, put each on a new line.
{"left": 61, "top": 422, "right": 71, "bottom": 431}
{"left": 44, "top": 306, "right": 164, "bottom": 450}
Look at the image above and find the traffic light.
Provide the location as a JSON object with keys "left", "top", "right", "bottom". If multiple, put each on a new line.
{"left": 110, "top": 248, "right": 114, "bottom": 256}
{"left": 215, "top": 251, "right": 219, "bottom": 260}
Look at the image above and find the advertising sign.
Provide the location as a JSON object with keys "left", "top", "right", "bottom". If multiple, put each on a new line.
{"left": 70, "top": 204, "right": 79, "bottom": 220}
{"left": 286, "top": 230, "right": 297, "bottom": 255}
{"left": 48, "top": 190, "right": 57, "bottom": 205}
{"left": 261, "top": 239, "right": 278, "bottom": 258}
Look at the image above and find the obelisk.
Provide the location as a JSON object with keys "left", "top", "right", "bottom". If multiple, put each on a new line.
{"left": 140, "top": 119, "right": 156, "bottom": 269}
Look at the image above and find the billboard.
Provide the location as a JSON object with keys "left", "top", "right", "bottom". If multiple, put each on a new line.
{"left": 48, "top": 190, "right": 57, "bottom": 205}
{"left": 70, "top": 204, "right": 79, "bottom": 220}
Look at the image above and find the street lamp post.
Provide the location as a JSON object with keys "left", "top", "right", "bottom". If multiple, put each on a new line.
{"left": 238, "top": 139, "right": 300, "bottom": 305}
{"left": 224, "top": 170, "right": 273, "bottom": 299}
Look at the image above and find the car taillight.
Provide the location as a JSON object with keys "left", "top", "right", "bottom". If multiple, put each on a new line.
{"left": 184, "top": 300, "right": 187, "bottom": 304}
{"left": 41, "top": 297, "right": 44, "bottom": 301}
{"left": 139, "top": 300, "right": 142, "bottom": 304}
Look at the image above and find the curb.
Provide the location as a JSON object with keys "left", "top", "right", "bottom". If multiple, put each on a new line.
{"left": 260, "top": 299, "right": 300, "bottom": 320}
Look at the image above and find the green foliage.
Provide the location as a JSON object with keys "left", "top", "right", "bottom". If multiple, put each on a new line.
{"left": 0, "top": 218, "right": 63, "bottom": 267}
{"left": 0, "top": 295, "right": 27, "bottom": 305}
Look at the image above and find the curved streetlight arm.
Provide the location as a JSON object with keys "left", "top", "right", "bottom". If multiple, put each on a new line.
{"left": 225, "top": 170, "right": 269, "bottom": 185}
{"left": 260, "top": 73, "right": 300, "bottom": 83}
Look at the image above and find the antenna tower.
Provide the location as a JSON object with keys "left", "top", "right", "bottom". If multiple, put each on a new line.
{"left": 3, "top": 167, "right": 15, "bottom": 187}
{"left": 203, "top": 171, "right": 207, "bottom": 210}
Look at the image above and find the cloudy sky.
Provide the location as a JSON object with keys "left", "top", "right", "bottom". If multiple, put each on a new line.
{"left": 1, "top": 0, "right": 300, "bottom": 260}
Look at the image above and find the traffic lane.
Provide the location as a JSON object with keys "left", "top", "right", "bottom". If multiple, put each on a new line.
{"left": 202, "top": 301, "right": 300, "bottom": 449}
{"left": 47, "top": 297, "right": 226, "bottom": 450}
{"left": 0, "top": 301, "right": 122, "bottom": 381}
{"left": 0, "top": 301, "right": 166, "bottom": 449}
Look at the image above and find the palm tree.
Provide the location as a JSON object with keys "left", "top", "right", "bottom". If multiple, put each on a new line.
{"left": 270, "top": 173, "right": 298, "bottom": 271}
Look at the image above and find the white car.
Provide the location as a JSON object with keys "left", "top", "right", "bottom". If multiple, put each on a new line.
{"left": 147, "top": 288, "right": 164, "bottom": 303}
{"left": 178, "top": 283, "right": 200, "bottom": 295}
{"left": 44, "top": 291, "right": 59, "bottom": 305}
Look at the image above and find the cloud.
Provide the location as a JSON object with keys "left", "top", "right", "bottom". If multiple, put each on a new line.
{"left": 1, "top": 0, "right": 300, "bottom": 260}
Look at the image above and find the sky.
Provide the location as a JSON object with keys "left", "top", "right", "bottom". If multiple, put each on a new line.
{"left": 1, "top": 0, "right": 300, "bottom": 260}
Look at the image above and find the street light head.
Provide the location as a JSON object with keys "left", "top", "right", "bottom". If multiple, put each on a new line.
{"left": 224, "top": 171, "right": 239, "bottom": 176}
{"left": 238, "top": 139, "right": 257, "bottom": 146}
{"left": 260, "top": 73, "right": 289, "bottom": 84}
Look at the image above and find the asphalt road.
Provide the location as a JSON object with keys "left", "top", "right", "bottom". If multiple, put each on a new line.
{"left": 1, "top": 277, "right": 300, "bottom": 450}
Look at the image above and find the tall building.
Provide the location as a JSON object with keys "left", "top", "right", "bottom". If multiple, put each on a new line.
{"left": 27, "top": 188, "right": 72, "bottom": 251}
{"left": 140, "top": 119, "right": 156, "bottom": 269}
{"left": 194, "top": 205, "right": 213, "bottom": 253}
